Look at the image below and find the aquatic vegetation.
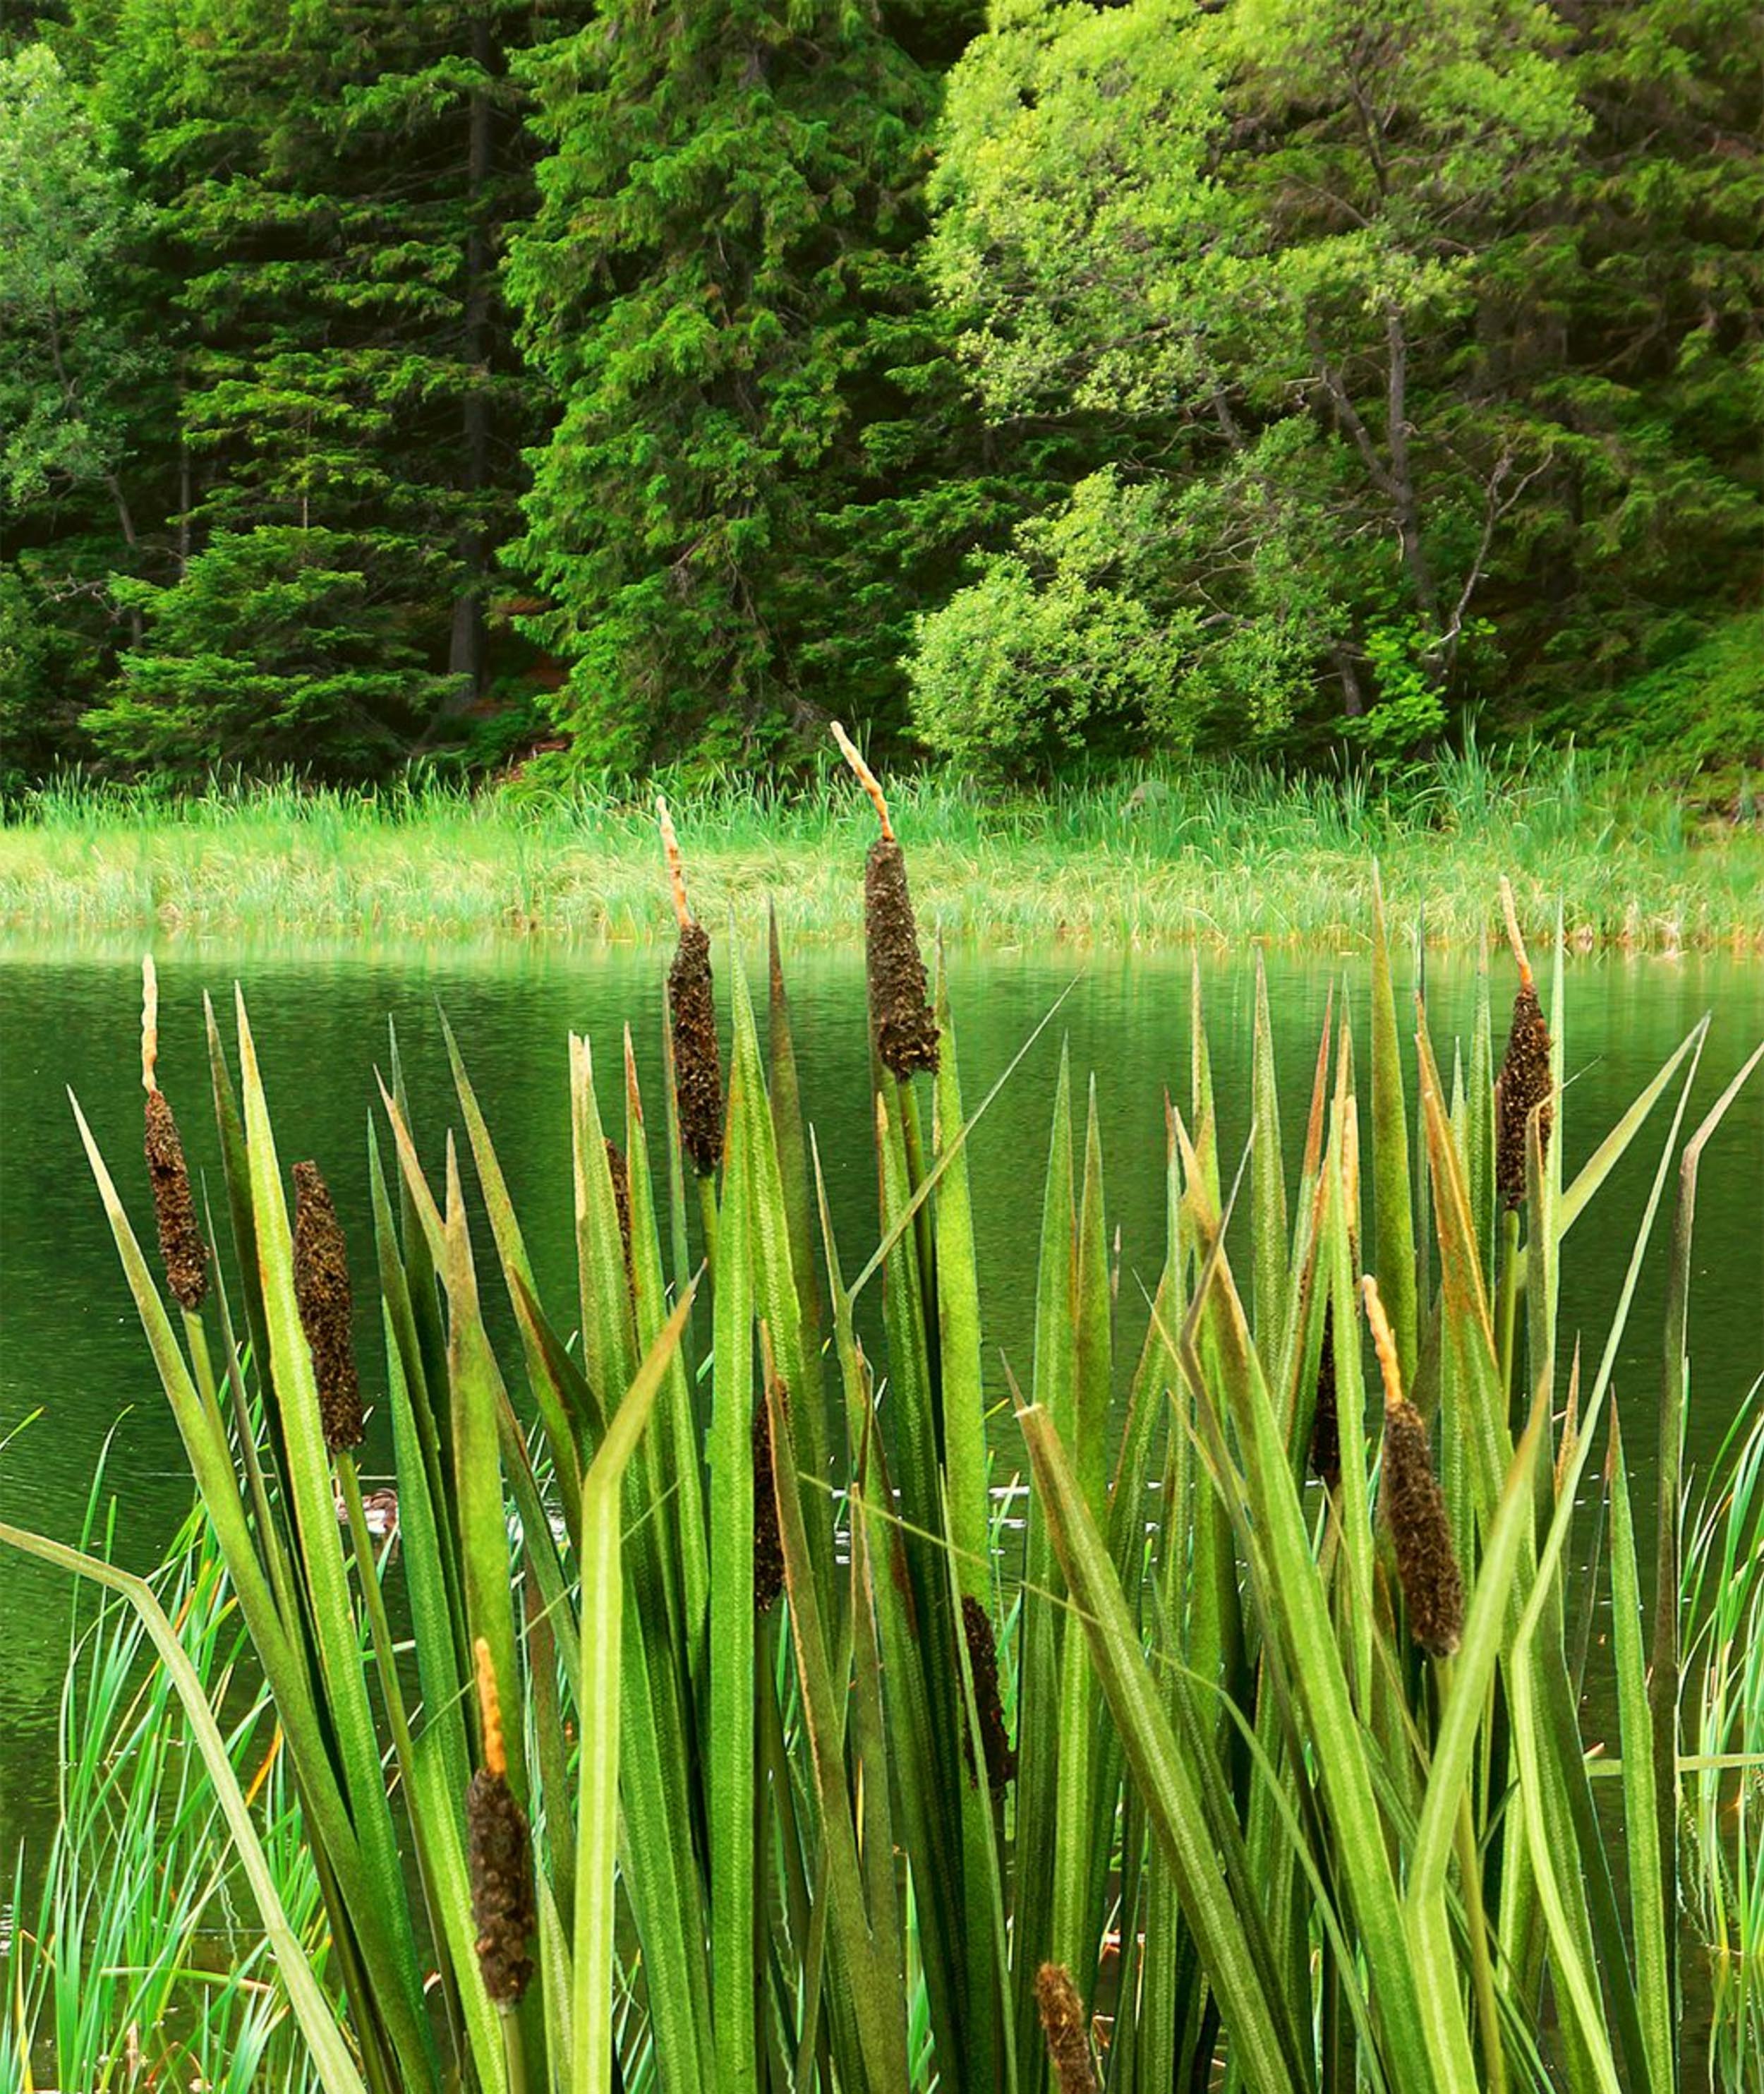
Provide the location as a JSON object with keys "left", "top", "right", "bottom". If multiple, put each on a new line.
{"left": 4, "top": 771, "right": 1763, "bottom": 2090}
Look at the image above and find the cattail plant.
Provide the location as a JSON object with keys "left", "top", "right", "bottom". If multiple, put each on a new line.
{"left": 140, "top": 957, "right": 207, "bottom": 1312}
{"left": 25, "top": 870, "right": 1758, "bottom": 2094}
{"left": 466, "top": 1637, "right": 536, "bottom": 2009}
{"left": 832, "top": 720, "right": 938, "bottom": 1080}
{"left": 292, "top": 1160, "right": 363, "bottom": 1454}
{"left": 1308, "top": 1296, "right": 1341, "bottom": 1493}
{"left": 659, "top": 796, "right": 723, "bottom": 1177}
{"left": 1494, "top": 877, "right": 1553, "bottom": 1212}
{"left": 1035, "top": 1962, "right": 1099, "bottom": 2094}
{"left": 1365, "top": 1275, "right": 1463, "bottom": 1659}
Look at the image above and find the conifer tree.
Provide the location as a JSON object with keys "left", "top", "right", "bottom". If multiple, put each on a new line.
{"left": 83, "top": 0, "right": 577, "bottom": 776}
{"left": 506, "top": 0, "right": 987, "bottom": 771}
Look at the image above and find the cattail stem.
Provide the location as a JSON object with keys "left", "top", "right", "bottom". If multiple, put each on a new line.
{"left": 1497, "top": 1207, "right": 1523, "bottom": 1426}
{"left": 656, "top": 796, "right": 693, "bottom": 929}
{"left": 830, "top": 719, "right": 895, "bottom": 841}
{"left": 1498, "top": 875, "right": 1533, "bottom": 989}
{"left": 140, "top": 954, "right": 158, "bottom": 1092}
{"left": 1448, "top": 1710, "right": 1508, "bottom": 2094}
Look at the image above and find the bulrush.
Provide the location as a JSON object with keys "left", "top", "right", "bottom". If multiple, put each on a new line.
{"left": 140, "top": 957, "right": 207, "bottom": 1313}
{"left": 833, "top": 721, "right": 939, "bottom": 1080}
{"left": 659, "top": 798, "right": 724, "bottom": 1177}
{"left": 1365, "top": 1275, "right": 1463, "bottom": 1658}
{"left": 1035, "top": 1963, "right": 1099, "bottom": 2094}
{"left": 1495, "top": 877, "right": 1553, "bottom": 1211}
{"left": 466, "top": 1638, "right": 536, "bottom": 2007}
{"left": 753, "top": 1384, "right": 786, "bottom": 1613}
{"left": 293, "top": 1161, "right": 363, "bottom": 1454}
{"left": 961, "top": 1594, "right": 1017, "bottom": 1797}
{"left": 1308, "top": 1296, "right": 1341, "bottom": 1493}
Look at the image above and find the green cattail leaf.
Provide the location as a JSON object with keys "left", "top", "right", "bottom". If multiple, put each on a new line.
{"left": 1370, "top": 868, "right": 1418, "bottom": 1389}
{"left": 1017, "top": 1404, "right": 1308, "bottom": 2094}
{"left": 574, "top": 1286, "right": 696, "bottom": 2094}
{"left": 1250, "top": 950, "right": 1289, "bottom": 1362}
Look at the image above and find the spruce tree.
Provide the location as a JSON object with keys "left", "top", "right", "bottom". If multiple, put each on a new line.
{"left": 83, "top": 0, "right": 577, "bottom": 777}
{"left": 506, "top": 0, "right": 989, "bottom": 771}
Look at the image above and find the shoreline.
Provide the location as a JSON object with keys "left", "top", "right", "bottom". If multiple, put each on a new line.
{"left": 4, "top": 766, "right": 1763, "bottom": 954}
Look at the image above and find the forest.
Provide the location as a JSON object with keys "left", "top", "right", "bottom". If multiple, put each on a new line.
{"left": 1, "top": 0, "right": 1759, "bottom": 790}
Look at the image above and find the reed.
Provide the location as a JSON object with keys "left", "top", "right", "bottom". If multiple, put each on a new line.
{"left": 6, "top": 763, "right": 1763, "bottom": 2093}
{"left": 4, "top": 742, "right": 1762, "bottom": 949}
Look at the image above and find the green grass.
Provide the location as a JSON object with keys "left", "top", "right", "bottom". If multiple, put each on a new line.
{"left": 4, "top": 743, "right": 1763, "bottom": 949}
{"left": 7, "top": 875, "right": 1763, "bottom": 2092}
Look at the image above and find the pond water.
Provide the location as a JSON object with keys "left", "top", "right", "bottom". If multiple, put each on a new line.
{"left": 2, "top": 932, "right": 1763, "bottom": 1923}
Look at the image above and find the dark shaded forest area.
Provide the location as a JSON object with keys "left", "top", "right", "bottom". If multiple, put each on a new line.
{"left": 1, "top": 0, "right": 1758, "bottom": 788}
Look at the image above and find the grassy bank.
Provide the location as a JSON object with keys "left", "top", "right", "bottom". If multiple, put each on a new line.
{"left": 4, "top": 747, "right": 1763, "bottom": 949}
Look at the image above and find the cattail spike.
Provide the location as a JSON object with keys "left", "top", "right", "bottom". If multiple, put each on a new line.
{"left": 144, "top": 1086, "right": 208, "bottom": 1312}
{"left": 961, "top": 1595, "right": 1016, "bottom": 1795}
{"left": 474, "top": 1635, "right": 506, "bottom": 1779}
{"left": 1035, "top": 1964, "right": 1099, "bottom": 2094}
{"left": 293, "top": 1161, "right": 363, "bottom": 1452}
{"left": 1365, "top": 1276, "right": 1465, "bottom": 1658}
{"left": 830, "top": 720, "right": 894, "bottom": 841}
{"left": 1495, "top": 968, "right": 1553, "bottom": 1213}
{"left": 668, "top": 920, "right": 724, "bottom": 1177}
{"left": 1308, "top": 1296, "right": 1341, "bottom": 1491}
{"left": 466, "top": 1639, "right": 534, "bottom": 2006}
{"left": 864, "top": 838, "right": 940, "bottom": 1078}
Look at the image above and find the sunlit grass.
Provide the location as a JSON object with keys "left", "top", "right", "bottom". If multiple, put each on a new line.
{"left": 4, "top": 745, "right": 1762, "bottom": 949}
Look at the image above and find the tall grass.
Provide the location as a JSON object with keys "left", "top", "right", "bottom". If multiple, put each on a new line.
{"left": 1684, "top": 1389, "right": 1764, "bottom": 2090}
{"left": 4, "top": 804, "right": 1763, "bottom": 2092}
{"left": 3, "top": 744, "right": 1761, "bottom": 948}
{"left": 1, "top": 1489, "right": 326, "bottom": 2093}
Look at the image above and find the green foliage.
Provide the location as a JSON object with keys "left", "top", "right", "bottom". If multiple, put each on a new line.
{"left": 919, "top": 0, "right": 1763, "bottom": 752}
{"left": 1578, "top": 612, "right": 1764, "bottom": 773}
{"left": 89, "top": 529, "right": 460, "bottom": 777}
{"left": 504, "top": 0, "right": 988, "bottom": 771}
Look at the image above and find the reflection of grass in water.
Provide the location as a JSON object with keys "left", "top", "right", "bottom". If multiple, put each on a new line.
{"left": 4, "top": 745, "right": 1764, "bottom": 946}
{"left": 1, "top": 1495, "right": 325, "bottom": 2094}
{"left": 1685, "top": 1388, "right": 1764, "bottom": 2093}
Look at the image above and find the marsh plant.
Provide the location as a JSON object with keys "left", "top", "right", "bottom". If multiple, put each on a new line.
{"left": 5, "top": 748, "right": 1763, "bottom": 2093}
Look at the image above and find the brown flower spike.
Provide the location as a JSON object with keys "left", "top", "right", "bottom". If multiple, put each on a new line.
{"left": 659, "top": 800, "right": 724, "bottom": 1177}
{"left": 832, "top": 721, "right": 938, "bottom": 1079}
{"left": 1365, "top": 1276, "right": 1464, "bottom": 1658}
{"left": 1035, "top": 1963, "right": 1099, "bottom": 2094}
{"left": 960, "top": 1594, "right": 1017, "bottom": 1797}
{"left": 1308, "top": 1296, "right": 1341, "bottom": 1493}
{"left": 293, "top": 1161, "right": 363, "bottom": 1453}
{"left": 753, "top": 1387, "right": 786, "bottom": 1614}
{"left": 1494, "top": 879, "right": 1553, "bottom": 1212}
{"left": 145, "top": 1087, "right": 209, "bottom": 1313}
{"left": 466, "top": 1639, "right": 536, "bottom": 2006}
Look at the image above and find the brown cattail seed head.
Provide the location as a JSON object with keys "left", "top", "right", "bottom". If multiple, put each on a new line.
{"left": 144, "top": 1087, "right": 208, "bottom": 1312}
{"left": 605, "top": 1137, "right": 633, "bottom": 1284}
{"left": 1035, "top": 1963, "right": 1099, "bottom": 2094}
{"left": 668, "top": 920, "right": 723, "bottom": 1177}
{"left": 466, "top": 1769, "right": 536, "bottom": 2004}
{"left": 1309, "top": 1296, "right": 1341, "bottom": 1493}
{"left": 753, "top": 1385, "right": 786, "bottom": 1613}
{"left": 961, "top": 1595, "right": 1017, "bottom": 1797}
{"left": 1382, "top": 1397, "right": 1464, "bottom": 1658}
{"left": 1495, "top": 977, "right": 1553, "bottom": 1212}
{"left": 864, "top": 838, "right": 939, "bottom": 1080}
{"left": 292, "top": 1161, "right": 363, "bottom": 1452}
